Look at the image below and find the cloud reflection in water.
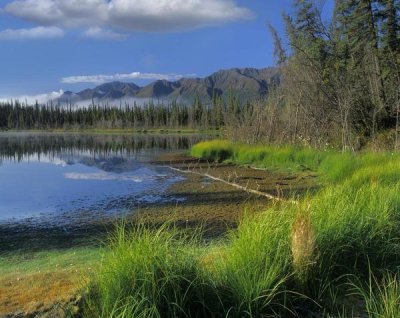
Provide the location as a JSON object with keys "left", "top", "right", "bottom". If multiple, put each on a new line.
{"left": 64, "top": 172, "right": 144, "bottom": 182}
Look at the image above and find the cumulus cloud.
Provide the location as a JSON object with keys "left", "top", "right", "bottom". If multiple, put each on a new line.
{"left": 82, "top": 27, "right": 128, "bottom": 40}
{"left": 0, "top": 90, "right": 64, "bottom": 104}
{"left": 3, "top": 0, "right": 253, "bottom": 33}
{"left": 3, "top": 0, "right": 109, "bottom": 28}
{"left": 107, "top": 0, "right": 254, "bottom": 32}
{"left": 64, "top": 172, "right": 144, "bottom": 182}
{"left": 61, "top": 72, "right": 195, "bottom": 84}
{"left": 0, "top": 26, "right": 64, "bottom": 40}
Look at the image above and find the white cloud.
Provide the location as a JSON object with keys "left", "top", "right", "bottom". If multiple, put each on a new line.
{"left": 107, "top": 0, "right": 254, "bottom": 32}
{"left": 61, "top": 72, "right": 195, "bottom": 84}
{"left": 3, "top": 0, "right": 109, "bottom": 28}
{"left": 3, "top": 0, "right": 253, "bottom": 33}
{"left": 0, "top": 26, "right": 64, "bottom": 40}
{"left": 82, "top": 27, "right": 128, "bottom": 40}
{"left": 23, "top": 155, "right": 67, "bottom": 166}
{"left": 0, "top": 90, "right": 64, "bottom": 104}
{"left": 64, "top": 172, "right": 144, "bottom": 182}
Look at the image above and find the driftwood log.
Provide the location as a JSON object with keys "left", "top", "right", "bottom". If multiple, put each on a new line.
{"left": 168, "top": 166, "right": 298, "bottom": 204}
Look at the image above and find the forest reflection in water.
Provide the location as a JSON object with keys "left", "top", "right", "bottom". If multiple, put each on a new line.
{"left": 0, "top": 132, "right": 211, "bottom": 225}
{"left": 0, "top": 132, "right": 207, "bottom": 163}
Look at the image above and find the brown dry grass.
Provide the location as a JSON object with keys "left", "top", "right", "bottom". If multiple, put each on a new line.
{"left": 291, "top": 207, "right": 316, "bottom": 284}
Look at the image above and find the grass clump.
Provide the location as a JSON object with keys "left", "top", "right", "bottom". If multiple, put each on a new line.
{"left": 191, "top": 140, "right": 234, "bottom": 162}
{"left": 192, "top": 139, "right": 400, "bottom": 185}
{"left": 84, "top": 217, "right": 295, "bottom": 317}
{"left": 311, "top": 182, "right": 400, "bottom": 275}
{"left": 354, "top": 272, "right": 400, "bottom": 318}
{"left": 85, "top": 181, "right": 400, "bottom": 316}
{"left": 84, "top": 224, "right": 210, "bottom": 318}
{"left": 208, "top": 210, "right": 293, "bottom": 316}
{"left": 191, "top": 140, "right": 327, "bottom": 172}
{"left": 317, "top": 151, "right": 400, "bottom": 184}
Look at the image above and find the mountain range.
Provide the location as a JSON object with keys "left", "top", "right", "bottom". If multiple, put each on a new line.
{"left": 58, "top": 67, "right": 280, "bottom": 105}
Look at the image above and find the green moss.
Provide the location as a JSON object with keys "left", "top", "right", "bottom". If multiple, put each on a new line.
{"left": 0, "top": 247, "right": 100, "bottom": 276}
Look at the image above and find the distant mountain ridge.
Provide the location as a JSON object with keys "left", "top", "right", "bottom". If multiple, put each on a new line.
{"left": 58, "top": 67, "right": 280, "bottom": 104}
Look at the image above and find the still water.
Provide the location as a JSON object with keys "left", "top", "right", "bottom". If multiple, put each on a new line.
{"left": 0, "top": 132, "right": 207, "bottom": 226}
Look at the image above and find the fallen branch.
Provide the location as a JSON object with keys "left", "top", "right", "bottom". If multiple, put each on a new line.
{"left": 168, "top": 166, "right": 298, "bottom": 204}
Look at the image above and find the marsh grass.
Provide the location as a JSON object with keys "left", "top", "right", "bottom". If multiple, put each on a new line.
{"left": 86, "top": 185, "right": 400, "bottom": 316}
{"left": 86, "top": 141, "right": 400, "bottom": 317}
{"left": 348, "top": 269, "right": 400, "bottom": 318}
{"left": 84, "top": 223, "right": 215, "bottom": 318}
{"left": 208, "top": 210, "right": 293, "bottom": 316}
{"left": 85, "top": 215, "right": 297, "bottom": 317}
{"left": 191, "top": 140, "right": 328, "bottom": 172}
{"left": 190, "top": 140, "right": 235, "bottom": 162}
{"left": 192, "top": 140, "right": 400, "bottom": 184}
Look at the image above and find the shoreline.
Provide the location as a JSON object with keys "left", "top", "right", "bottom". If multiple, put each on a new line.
{"left": 0, "top": 153, "right": 315, "bottom": 317}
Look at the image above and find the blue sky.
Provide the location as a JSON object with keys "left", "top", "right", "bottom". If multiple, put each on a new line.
{"left": 0, "top": 0, "right": 334, "bottom": 101}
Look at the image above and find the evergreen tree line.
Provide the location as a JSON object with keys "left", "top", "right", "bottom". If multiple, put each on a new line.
{"left": 0, "top": 94, "right": 247, "bottom": 130}
{"left": 3, "top": 0, "right": 398, "bottom": 150}
{"left": 231, "top": 0, "right": 400, "bottom": 149}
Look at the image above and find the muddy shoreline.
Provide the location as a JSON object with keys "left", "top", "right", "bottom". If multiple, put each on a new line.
{"left": 137, "top": 153, "right": 318, "bottom": 235}
{"left": 1, "top": 153, "right": 318, "bottom": 253}
{"left": 0, "top": 153, "right": 318, "bottom": 317}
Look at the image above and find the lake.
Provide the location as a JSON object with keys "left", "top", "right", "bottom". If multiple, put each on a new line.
{"left": 0, "top": 132, "right": 208, "bottom": 227}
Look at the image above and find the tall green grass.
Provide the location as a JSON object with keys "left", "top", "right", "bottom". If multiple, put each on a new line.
{"left": 86, "top": 185, "right": 400, "bottom": 316}
{"left": 353, "top": 272, "right": 400, "bottom": 318}
{"left": 208, "top": 210, "right": 293, "bottom": 316}
{"left": 84, "top": 218, "right": 295, "bottom": 317}
{"left": 318, "top": 151, "right": 400, "bottom": 184}
{"left": 192, "top": 140, "right": 400, "bottom": 185}
{"left": 86, "top": 141, "right": 400, "bottom": 317}
{"left": 312, "top": 183, "right": 400, "bottom": 274}
{"left": 191, "top": 140, "right": 327, "bottom": 172}
{"left": 84, "top": 224, "right": 211, "bottom": 318}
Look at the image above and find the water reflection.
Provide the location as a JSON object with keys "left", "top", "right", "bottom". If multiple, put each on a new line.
{"left": 0, "top": 132, "right": 206, "bottom": 164}
{"left": 0, "top": 132, "right": 209, "bottom": 224}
